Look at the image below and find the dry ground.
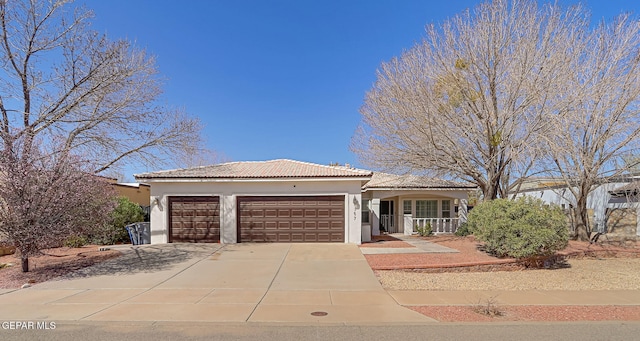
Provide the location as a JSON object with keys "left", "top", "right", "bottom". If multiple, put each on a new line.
{"left": 0, "top": 246, "right": 121, "bottom": 289}
{"left": 377, "top": 258, "right": 640, "bottom": 291}
{"left": 365, "top": 234, "right": 640, "bottom": 322}
{"left": 409, "top": 305, "right": 640, "bottom": 322}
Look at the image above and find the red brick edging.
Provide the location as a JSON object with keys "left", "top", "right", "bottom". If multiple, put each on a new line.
{"left": 370, "top": 258, "right": 518, "bottom": 271}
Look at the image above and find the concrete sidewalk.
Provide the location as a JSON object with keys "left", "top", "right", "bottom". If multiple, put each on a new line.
{"left": 360, "top": 234, "right": 458, "bottom": 255}
{"left": 0, "top": 243, "right": 432, "bottom": 324}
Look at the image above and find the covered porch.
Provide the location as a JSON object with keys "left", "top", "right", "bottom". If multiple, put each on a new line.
{"left": 363, "top": 195, "right": 468, "bottom": 236}
{"left": 361, "top": 173, "right": 475, "bottom": 240}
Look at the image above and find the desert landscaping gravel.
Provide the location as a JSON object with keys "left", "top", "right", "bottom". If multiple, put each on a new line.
{"left": 409, "top": 305, "right": 640, "bottom": 322}
{"left": 0, "top": 246, "right": 121, "bottom": 289}
{"left": 377, "top": 258, "right": 640, "bottom": 291}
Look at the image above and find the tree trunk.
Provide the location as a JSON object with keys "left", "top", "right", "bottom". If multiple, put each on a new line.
{"left": 21, "top": 255, "right": 29, "bottom": 272}
{"left": 487, "top": 180, "right": 501, "bottom": 200}
{"left": 483, "top": 174, "right": 501, "bottom": 200}
{"left": 573, "top": 194, "right": 591, "bottom": 241}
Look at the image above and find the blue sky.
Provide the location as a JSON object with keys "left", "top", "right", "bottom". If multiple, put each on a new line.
{"left": 80, "top": 0, "right": 640, "bottom": 177}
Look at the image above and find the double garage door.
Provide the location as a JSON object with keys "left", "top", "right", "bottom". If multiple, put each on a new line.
{"left": 168, "top": 195, "right": 345, "bottom": 243}
{"left": 237, "top": 196, "right": 345, "bottom": 242}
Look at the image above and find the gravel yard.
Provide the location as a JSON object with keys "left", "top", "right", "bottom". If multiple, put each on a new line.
{"left": 0, "top": 246, "right": 121, "bottom": 289}
{"left": 409, "top": 305, "right": 640, "bottom": 322}
{"left": 370, "top": 237, "right": 640, "bottom": 322}
{"left": 377, "top": 258, "right": 640, "bottom": 291}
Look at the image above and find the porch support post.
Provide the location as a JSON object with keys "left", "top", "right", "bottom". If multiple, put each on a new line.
{"left": 404, "top": 214, "right": 413, "bottom": 235}
{"left": 371, "top": 198, "right": 381, "bottom": 236}
{"left": 459, "top": 198, "right": 468, "bottom": 223}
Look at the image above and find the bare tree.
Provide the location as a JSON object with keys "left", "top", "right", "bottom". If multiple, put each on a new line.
{"left": 0, "top": 0, "right": 202, "bottom": 173}
{"left": 0, "top": 145, "right": 116, "bottom": 272}
{"left": 542, "top": 13, "right": 640, "bottom": 240}
{"left": 0, "top": 0, "right": 205, "bottom": 269}
{"left": 352, "top": 0, "right": 587, "bottom": 200}
{"left": 174, "top": 146, "right": 230, "bottom": 169}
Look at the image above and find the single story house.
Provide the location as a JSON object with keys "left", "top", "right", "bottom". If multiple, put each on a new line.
{"left": 606, "top": 181, "right": 640, "bottom": 239}
{"left": 100, "top": 176, "right": 152, "bottom": 206}
{"left": 513, "top": 176, "right": 640, "bottom": 238}
{"left": 113, "top": 182, "right": 151, "bottom": 207}
{"left": 134, "top": 159, "right": 475, "bottom": 244}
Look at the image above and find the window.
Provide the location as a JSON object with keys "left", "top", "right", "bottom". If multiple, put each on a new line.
{"left": 403, "top": 200, "right": 412, "bottom": 214}
{"left": 442, "top": 200, "right": 451, "bottom": 219}
{"left": 362, "top": 199, "right": 370, "bottom": 223}
{"left": 416, "top": 200, "right": 437, "bottom": 218}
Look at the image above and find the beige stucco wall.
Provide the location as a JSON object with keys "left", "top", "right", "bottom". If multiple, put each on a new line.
{"left": 146, "top": 179, "right": 365, "bottom": 244}
{"left": 113, "top": 184, "right": 151, "bottom": 206}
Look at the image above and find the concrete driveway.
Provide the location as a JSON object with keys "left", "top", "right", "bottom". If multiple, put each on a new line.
{"left": 0, "top": 243, "right": 432, "bottom": 324}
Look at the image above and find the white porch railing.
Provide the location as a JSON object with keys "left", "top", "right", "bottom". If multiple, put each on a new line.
{"left": 413, "top": 218, "right": 460, "bottom": 234}
{"left": 380, "top": 214, "right": 397, "bottom": 233}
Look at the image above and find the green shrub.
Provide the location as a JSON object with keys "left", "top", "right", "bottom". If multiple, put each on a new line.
{"left": 63, "top": 235, "right": 88, "bottom": 248}
{"left": 416, "top": 222, "right": 433, "bottom": 236}
{"left": 90, "top": 196, "right": 145, "bottom": 245}
{"left": 467, "top": 197, "right": 568, "bottom": 259}
{"left": 454, "top": 222, "right": 472, "bottom": 236}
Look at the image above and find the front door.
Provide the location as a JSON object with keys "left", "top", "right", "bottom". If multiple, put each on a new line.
{"left": 380, "top": 200, "right": 395, "bottom": 233}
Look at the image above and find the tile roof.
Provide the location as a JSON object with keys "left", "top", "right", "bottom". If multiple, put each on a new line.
{"left": 362, "top": 172, "right": 476, "bottom": 190}
{"left": 134, "top": 159, "right": 373, "bottom": 179}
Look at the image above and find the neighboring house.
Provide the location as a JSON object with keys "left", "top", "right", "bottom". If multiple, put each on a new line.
{"left": 513, "top": 177, "right": 640, "bottom": 238}
{"left": 134, "top": 159, "right": 475, "bottom": 245}
{"left": 606, "top": 181, "right": 640, "bottom": 240}
{"left": 101, "top": 177, "right": 151, "bottom": 207}
{"left": 101, "top": 178, "right": 151, "bottom": 218}
{"left": 112, "top": 182, "right": 151, "bottom": 207}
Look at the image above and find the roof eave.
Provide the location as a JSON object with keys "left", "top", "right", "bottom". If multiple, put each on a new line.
{"left": 135, "top": 175, "right": 373, "bottom": 182}
{"left": 363, "top": 186, "right": 477, "bottom": 191}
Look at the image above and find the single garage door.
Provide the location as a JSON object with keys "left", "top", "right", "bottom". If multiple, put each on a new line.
{"left": 237, "top": 196, "right": 344, "bottom": 243}
{"left": 169, "top": 196, "right": 220, "bottom": 243}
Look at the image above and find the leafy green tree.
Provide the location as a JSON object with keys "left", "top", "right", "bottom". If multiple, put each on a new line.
{"left": 91, "top": 197, "right": 145, "bottom": 245}
{"left": 112, "top": 197, "right": 146, "bottom": 230}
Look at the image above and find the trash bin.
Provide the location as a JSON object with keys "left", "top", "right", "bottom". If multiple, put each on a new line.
{"left": 125, "top": 222, "right": 150, "bottom": 245}
{"left": 137, "top": 222, "right": 151, "bottom": 244}
{"left": 125, "top": 224, "right": 139, "bottom": 245}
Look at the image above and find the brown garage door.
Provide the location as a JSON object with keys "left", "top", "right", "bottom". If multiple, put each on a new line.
{"left": 237, "top": 196, "right": 344, "bottom": 243}
{"left": 169, "top": 196, "right": 220, "bottom": 243}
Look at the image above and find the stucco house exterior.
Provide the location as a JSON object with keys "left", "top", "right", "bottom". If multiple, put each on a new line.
{"left": 513, "top": 177, "right": 640, "bottom": 238}
{"left": 605, "top": 181, "right": 640, "bottom": 240}
{"left": 361, "top": 173, "right": 475, "bottom": 238}
{"left": 134, "top": 159, "right": 474, "bottom": 245}
{"left": 112, "top": 182, "right": 151, "bottom": 207}
{"left": 100, "top": 177, "right": 151, "bottom": 206}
